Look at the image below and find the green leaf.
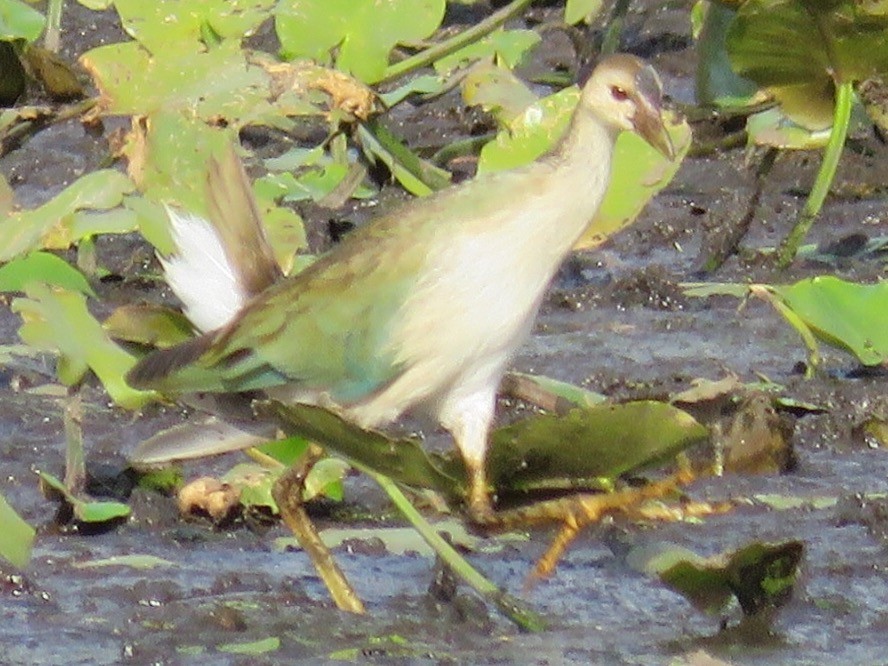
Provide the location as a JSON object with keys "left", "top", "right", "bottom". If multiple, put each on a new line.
{"left": 487, "top": 401, "right": 707, "bottom": 493}
{"left": 38, "top": 471, "right": 131, "bottom": 523}
{"left": 694, "top": 2, "right": 759, "bottom": 106}
{"left": 303, "top": 457, "right": 349, "bottom": 501}
{"left": 565, "top": 0, "right": 605, "bottom": 25}
{"left": 81, "top": 39, "right": 270, "bottom": 120}
{"left": 726, "top": 0, "right": 888, "bottom": 129}
{"left": 434, "top": 28, "right": 540, "bottom": 75}
{"left": 275, "top": 0, "right": 445, "bottom": 84}
{"left": 103, "top": 304, "right": 195, "bottom": 349}
{"left": 217, "top": 637, "right": 280, "bottom": 655}
{"left": 0, "top": 493, "right": 34, "bottom": 568}
{"left": 0, "top": 170, "right": 134, "bottom": 262}
{"left": 357, "top": 121, "right": 451, "bottom": 196}
{"left": 0, "top": 252, "right": 96, "bottom": 297}
{"left": 255, "top": 436, "right": 310, "bottom": 467}
{"left": 110, "top": 0, "right": 272, "bottom": 52}
{"left": 0, "top": 0, "right": 45, "bottom": 42}
{"left": 629, "top": 540, "right": 804, "bottom": 616}
{"left": 461, "top": 63, "right": 538, "bottom": 124}
{"left": 771, "top": 276, "right": 888, "bottom": 366}
{"left": 745, "top": 107, "right": 831, "bottom": 149}
{"left": 262, "top": 398, "right": 706, "bottom": 502}
{"left": 12, "top": 283, "right": 154, "bottom": 408}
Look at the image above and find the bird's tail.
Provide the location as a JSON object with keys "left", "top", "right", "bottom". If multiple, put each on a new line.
{"left": 160, "top": 144, "right": 282, "bottom": 333}
{"left": 126, "top": 332, "right": 224, "bottom": 393}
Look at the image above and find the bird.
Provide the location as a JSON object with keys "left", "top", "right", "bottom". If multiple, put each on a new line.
{"left": 127, "top": 53, "right": 676, "bottom": 523}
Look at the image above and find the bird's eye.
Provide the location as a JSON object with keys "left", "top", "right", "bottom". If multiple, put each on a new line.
{"left": 610, "top": 86, "right": 629, "bottom": 101}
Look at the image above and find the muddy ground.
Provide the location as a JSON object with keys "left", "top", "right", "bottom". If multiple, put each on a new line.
{"left": 2, "top": 2, "right": 888, "bottom": 665}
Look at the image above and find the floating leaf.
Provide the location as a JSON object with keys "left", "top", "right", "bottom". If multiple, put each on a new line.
{"left": 0, "top": 493, "right": 34, "bottom": 568}
{"left": 0, "top": 252, "right": 96, "bottom": 297}
{"left": 275, "top": 0, "right": 445, "bottom": 84}
{"left": 217, "top": 637, "right": 280, "bottom": 655}
{"left": 565, "top": 0, "right": 605, "bottom": 25}
{"left": 461, "top": 62, "right": 538, "bottom": 124}
{"left": 684, "top": 277, "right": 888, "bottom": 368}
{"left": 110, "top": 0, "right": 272, "bottom": 53}
{"left": 262, "top": 398, "right": 706, "bottom": 503}
{"left": 487, "top": 401, "right": 707, "bottom": 493}
{"left": 74, "top": 554, "right": 177, "bottom": 569}
{"left": 434, "top": 28, "right": 540, "bottom": 75}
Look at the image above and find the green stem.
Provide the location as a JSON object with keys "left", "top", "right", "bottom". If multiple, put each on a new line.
{"left": 777, "top": 79, "right": 853, "bottom": 267}
{"left": 44, "top": 0, "right": 63, "bottom": 52}
{"left": 379, "top": 0, "right": 534, "bottom": 84}
{"left": 363, "top": 466, "right": 547, "bottom": 633}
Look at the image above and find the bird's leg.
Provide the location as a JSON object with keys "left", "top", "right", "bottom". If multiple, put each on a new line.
{"left": 440, "top": 390, "right": 497, "bottom": 525}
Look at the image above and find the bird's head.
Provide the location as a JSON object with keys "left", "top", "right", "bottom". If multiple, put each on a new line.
{"left": 579, "top": 54, "right": 675, "bottom": 161}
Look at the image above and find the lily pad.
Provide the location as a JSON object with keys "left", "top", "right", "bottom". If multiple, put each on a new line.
{"left": 727, "top": 0, "right": 888, "bottom": 129}
{"left": 0, "top": 0, "right": 45, "bottom": 42}
{"left": 262, "top": 398, "right": 706, "bottom": 503}
{"left": 684, "top": 277, "right": 888, "bottom": 368}
{"left": 771, "top": 276, "right": 888, "bottom": 367}
{"left": 274, "top": 0, "right": 445, "bottom": 84}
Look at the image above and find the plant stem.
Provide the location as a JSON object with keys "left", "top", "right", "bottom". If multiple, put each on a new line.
{"left": 363, "top": 465, "right": 547, "bottom": 633}
{"left": 273, "top": 446, "right": 366, "bottom": 614}
{"left": 777, "top": 79, "right": 853, "bottom": 267}
{"left": 379, "top": 0, "right": 534, "bottom": 84}
{"left": 44, "top": 0, "right": 63, "bottom": 52}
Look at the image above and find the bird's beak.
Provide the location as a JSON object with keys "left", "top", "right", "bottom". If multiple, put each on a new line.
{"left": 632, "top": 64, "right": 676, "bottom": 161}
{"left": 634, "top": 103, "right": 675, "bottom": 161}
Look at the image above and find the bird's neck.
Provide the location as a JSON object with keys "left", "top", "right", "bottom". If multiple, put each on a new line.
{"left": 530, "top": 107, "right": 618, "bottom": 252}
{"left": 543, "top": 107, "right": 618, "bottom": 175}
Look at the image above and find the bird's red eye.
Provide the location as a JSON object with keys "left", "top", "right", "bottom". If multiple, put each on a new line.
{"left": 610, "top": 85, "right": 629, "bottom": 101}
